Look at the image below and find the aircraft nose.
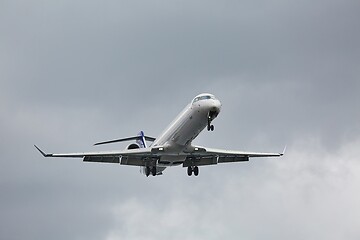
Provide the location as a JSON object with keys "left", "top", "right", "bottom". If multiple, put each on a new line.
{"left": 214, "top": 100, "right": 221, "bottom": 112}
{"left": 209, "top": 99, "right": 221, "bottom": 115}
{"left": 215, "top": 99, "right": 222, "bottom": 111}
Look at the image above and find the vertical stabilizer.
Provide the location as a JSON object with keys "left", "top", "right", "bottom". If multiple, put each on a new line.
{"left": 136, "top": 131, "right": 147, "bottom": 148}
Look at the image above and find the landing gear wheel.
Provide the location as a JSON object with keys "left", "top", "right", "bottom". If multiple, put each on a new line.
{"left": 194, "top": 166, "right": 199, "bottom": 176}
{"left": 187, "top": 166, "right": 192, "bottom": 176}
{"left": 151, "top": 167, "right": 157, "bottom": 176}
{"left": 145, "top": 166, "right": 150, "bottom": 177}
{"left": 210, "top": 125, "right": 214, "bottom": 131}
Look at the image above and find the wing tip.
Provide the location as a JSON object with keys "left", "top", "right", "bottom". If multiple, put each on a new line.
{"left": 34, "top": 145, "right": 52, "bottom": 157}
{"left": 280, "top": 145, "right": 287, "bottom": 156}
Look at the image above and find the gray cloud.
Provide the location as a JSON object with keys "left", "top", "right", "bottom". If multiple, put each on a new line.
{"left": 1, "top": 0, "right": 360, "bottom": 239}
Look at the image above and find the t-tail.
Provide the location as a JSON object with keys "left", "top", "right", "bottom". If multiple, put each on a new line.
{"left": 92, "top": 130, "right": 161, "bottom": 176}
{"left": 136, "top": 131, "right": 147, "bottom": 148}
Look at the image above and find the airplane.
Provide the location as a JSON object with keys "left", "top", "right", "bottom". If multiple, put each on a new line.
{"left": 35, "top": 93, "right": 284, "bottom": 177}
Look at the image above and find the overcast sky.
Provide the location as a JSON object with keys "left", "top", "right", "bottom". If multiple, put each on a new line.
{"left": 1, "top": 0, "right": 360, "bottom": 239}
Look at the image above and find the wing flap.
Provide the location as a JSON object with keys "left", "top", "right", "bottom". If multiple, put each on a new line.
{"left": 183, "top": 155, "right": 249, "bottom": 167}
{"left": 183, "top": 156, "right": 218, "bottom": 167}
{"left": 218, "top": 155, "right": 249, "bottom": 163}
{"left": 120, "top": 156, "right": 146, "bottom": 166}
{"left": 82, "top": 155, "right": 146, "bottom": 166}
{"left": 83, "top": 156, "right": 120, "bottom": 163}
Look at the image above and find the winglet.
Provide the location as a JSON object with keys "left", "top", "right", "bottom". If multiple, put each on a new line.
{"left": 34, "top": 145, "right": 53, "bottom": 157}
{"left": 280, "top": 145, "right": 287, "bottom": 156}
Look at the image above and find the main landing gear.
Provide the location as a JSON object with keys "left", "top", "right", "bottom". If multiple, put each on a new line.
{"left": 187, "top": 166, "right": 199, "bottom": 176}
{"left": 145, "top": 166, "right": 157, "bottom": 177}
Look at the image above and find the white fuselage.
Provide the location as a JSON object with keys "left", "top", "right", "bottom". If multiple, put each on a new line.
{"left": 151, "top": 94, "right": 221, "bottom": 166}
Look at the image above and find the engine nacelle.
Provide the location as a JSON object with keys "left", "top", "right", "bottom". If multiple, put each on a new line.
{"left": 126, "top": 143, "right": 140, "bottom": 150}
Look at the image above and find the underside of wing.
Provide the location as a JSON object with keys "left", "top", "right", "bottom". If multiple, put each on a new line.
{"left": 83, "top": 155, "right": 147, "bottom": 166}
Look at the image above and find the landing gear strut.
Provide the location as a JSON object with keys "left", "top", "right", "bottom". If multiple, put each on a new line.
{"left": 187, "top": 166, "right": 199, "bottom": 176}
{"left": 207, "top": 112, "right": 215, "bottom": 131}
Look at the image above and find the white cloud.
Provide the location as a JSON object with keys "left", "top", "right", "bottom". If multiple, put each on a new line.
{"left": 105, "top": 137, "right": 360, "bottom": 240}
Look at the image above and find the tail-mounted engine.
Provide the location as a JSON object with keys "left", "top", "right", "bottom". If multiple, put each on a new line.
{"left": 126, "top": 143, "right": 140, "bottom": 150}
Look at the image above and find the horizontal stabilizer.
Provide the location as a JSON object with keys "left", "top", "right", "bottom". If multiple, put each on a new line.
{"left": 94, "top": 135, "right": 156, "bottom": 146}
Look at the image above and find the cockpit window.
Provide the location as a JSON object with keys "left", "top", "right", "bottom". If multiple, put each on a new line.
{"left": 192, "top": 95, "right": 215, "bottom": 103}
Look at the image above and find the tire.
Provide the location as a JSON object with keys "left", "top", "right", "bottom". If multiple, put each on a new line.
{"left": 151, "top": 167, "right": 157, "bottom": 176}
{"left": 194, "top": 166, "right": 199, "bottom": 176}
{"left": 187, "top": 166, "right": 192, "bottom": 176}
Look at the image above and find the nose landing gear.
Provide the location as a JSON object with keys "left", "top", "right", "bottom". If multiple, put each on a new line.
{"left": 207, "top": 113, "right": 215, "bottom": 131}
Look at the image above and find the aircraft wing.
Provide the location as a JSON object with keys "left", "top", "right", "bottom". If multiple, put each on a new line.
{"left": 35, "top": 144, "right": 284, "bottom": 168}
{"left": 182, "top": 146, "right": 285, "bottom": 167}
{"left": 34, "top": 145, "right": 154, "bottom": 166}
